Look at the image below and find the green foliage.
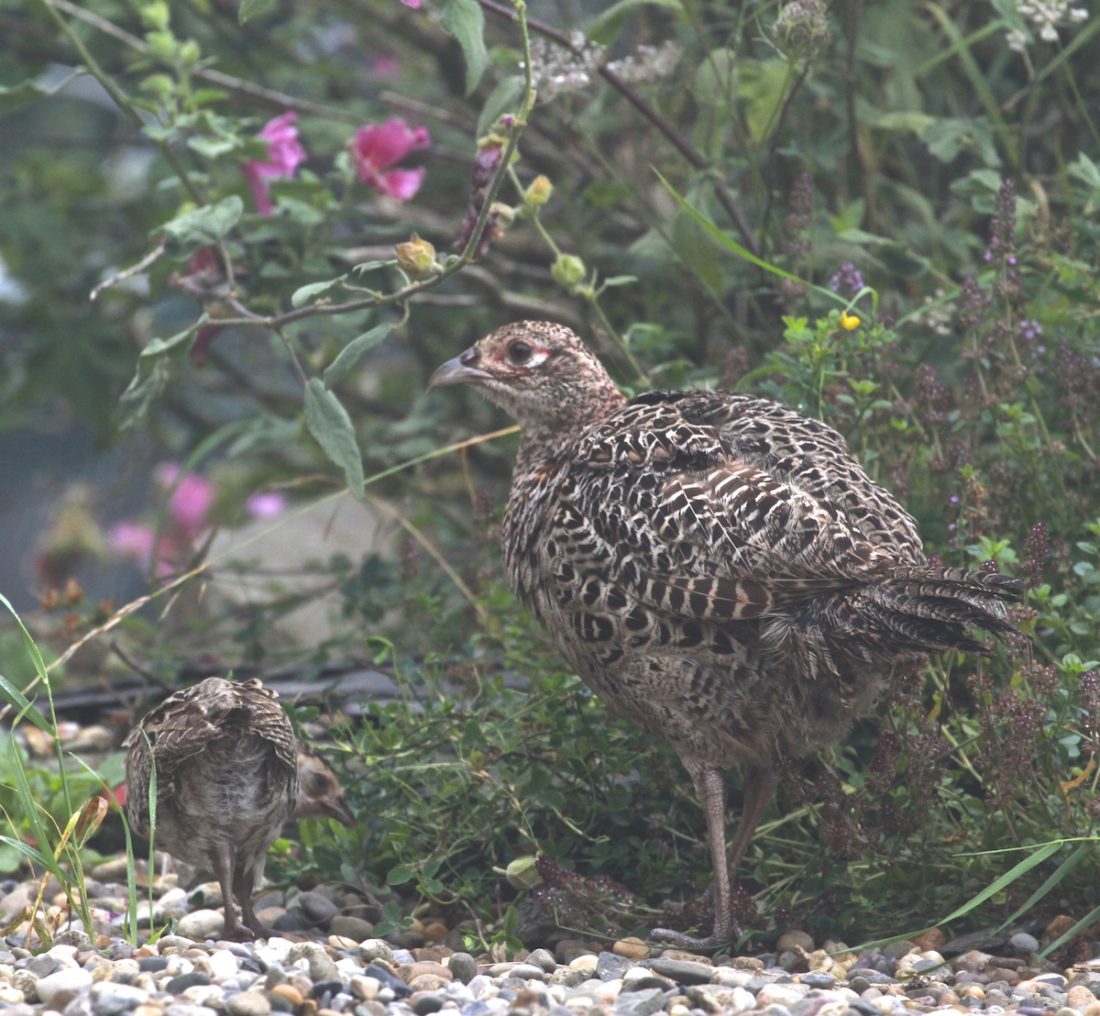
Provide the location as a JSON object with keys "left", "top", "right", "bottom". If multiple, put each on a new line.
{"left": 3, "top": 0, "right": 1100, "bottom": 948}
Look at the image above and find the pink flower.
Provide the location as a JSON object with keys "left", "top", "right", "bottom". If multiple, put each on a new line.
{"left": 369, "top": 55, "right": 402, "bottom": 78}
{"left": 351, "top": 118, "right": 430, "bottom": 201}
{"left": 108, "top": 521, "right": 156, "bottom": 562}
{"left": 107, "top": 522, "right": 179, "bottom": 578}
{"left": 400, "top": 0, "right": 422, "bottom": 8}
{"left": 242, "top": 112, "right": 307, "bottom": 216}
{"left": 246, "top": 491, "right": 287, "bottom": 519}
{"left": 156, "top": 464, "right": 216, "bottom": 539}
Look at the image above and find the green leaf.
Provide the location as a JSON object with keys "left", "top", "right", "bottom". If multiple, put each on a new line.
{"left": 387, "top": 864, "right": 416, "bottom": 886}
{"left": 655, "top": 170, "right": 840, "bottom": 303}
{"left": 693, "top": 47, "right": 738, "bottom": 112}
{"left": 1068, "top": 152, "right": 1100, "bottom": 191}
{"left": 324, "top": 323, "right": 393, "bottom": 387}
{"left": 440, "top": 0, "right": 489, "bottom": 95}
{"left": 0, "top": 674, "right": 51, "bottom": 733}
{"left": 587, "top": 0, "right": 682, "bottom": 46}
{"left": 0, "top": 81, "right": 47, "bottom": 116}
{"left": 239, "top": 0, "right": 277, "bottom": 23}
{"left": 291, "top": 276, "right": 347, "bottom": 308}
{"left": 304, "top": 379, "right": 365, "bottom": 496}
{"left": 161, "top": 197, "right": 243, "bottom": 257}
{"left": 186, "top": 135, "right": 241, "bottom": 159}
{"left": 114, "top": 318, "right": 206, "bottom": 433}
{"left": 938, "top": 841, "right": 1063, "bottom": 926}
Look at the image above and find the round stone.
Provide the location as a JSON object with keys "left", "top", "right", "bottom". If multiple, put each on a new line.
{"left": 329, "top": 915, "right": 373, "bottom": 942}
{"left": 776, "top": 930, "right": 815, "bottom": 953}
{"left": 177, "top": 909, "right": 225, "bottom": 941}
{"left": 296, "top": 891, "right": 339, "bottom": 924}
{"left": 90, "top": 981, "right": 151, "bottom": 1015}
{"left": 526, "top": 947, "right": 557, "bottom": 972}
{"left": 447, "top": 952, "right": 478, "bottom": 984}
{"left": 35, "top": 966, "right": 94, "bottom": 1008}
{"left": 226, "top": 990, "right": 272, "bottom": 1015}
{"left": 358, "top": 939, "right": 396, "bottom": 965}
{"left": 649, "top": 956, "right": 715, "bottom": 985}
{"left": 613, "top": 937, "right": 651, "bottom": 961}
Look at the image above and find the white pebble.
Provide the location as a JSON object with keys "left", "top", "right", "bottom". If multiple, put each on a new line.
{"left": 35, "top": 967, "right": 94, "bottom": 1007}
{"left": 206, "top": 949, "right": 238, "bottom": 981}
{"left": 177, "top": 909, "right": 225, "bottom": 940}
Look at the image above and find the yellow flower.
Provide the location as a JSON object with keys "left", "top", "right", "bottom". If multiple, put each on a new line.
{"left": 840, "top": 311, "right": 861, "bottom": 330}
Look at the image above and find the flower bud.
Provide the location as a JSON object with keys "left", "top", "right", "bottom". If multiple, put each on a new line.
{"left": 395, "top": 233, "right": 437, "bottom": 277}
{"left": 551, "top": 253, "right": 586, "bottom": 289}
{"left": 489, "top": 202, "right": 515, "bottom": 228}
{"left": 140, "top": 1, "right": 170, "bottom": 30}
{"left": 774, "top": 0, "right": 830, "bottom": 60}
{"left": 524, "top": 175, "right": 553, "bottom": 207}
{"left": 505, "top": 856, "right": 543, "bottom": 891}
{"left": 472, "top": 142, "right": 503, "bottom": 190}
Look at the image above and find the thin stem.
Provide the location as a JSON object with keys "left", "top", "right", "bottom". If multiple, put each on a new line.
{"left": 477, "top": 0, "right": 760, "bottom": 256}
{"left": 40, "top": 0, "right": 205, "bottom": 207}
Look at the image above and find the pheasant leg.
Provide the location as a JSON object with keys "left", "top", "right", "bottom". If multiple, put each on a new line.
{"left": 210, "top": 843, "right": 254, "bottom": 942}
{"left": 725, "top": 764, "right": 777, "bottom": 879}
{"left": 650, "top": 761, "right": 734, "bottom": 949}
{"left": 233, "top": 866, "right": 277, "bottom": 939}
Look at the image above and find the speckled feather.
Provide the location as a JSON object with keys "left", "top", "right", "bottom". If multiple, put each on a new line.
{"left": 124, "top": 677, "right": 298, "bottom": 849}
{"left": 431, "top": 321, "right": 1020, "bottom": 943}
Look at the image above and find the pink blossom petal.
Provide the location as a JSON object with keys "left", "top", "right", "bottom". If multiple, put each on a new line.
{"left": 169, "top": 473, "right": 215, "bottom": 538}
{"left": 246, "top": 491, "right": 287, "bottom": 519}
{"left": 242, "top": 111, "right": 306, "bottom": 214}
{"left": 243, "top": 162, "right": 274, "bottom": 216}
{"left": 108, "top": 521, "right": 155, "bottom": 562}
{"left": 353, "top": 119, "right": 429, "bottom": 173}
{"left": 258, "top": 112, "right": 307, "bottom": 176}
{"left": 155, "top": 463, "right": 181, "bottom": 489}
{"left": 401, "top": 0, "right": 422, "bottom": 7}
{"left": 379, "top": 167, "right": 426, "bottom": 201}
{"left": 370, "top": 55, "right": 401, "bottom": 78}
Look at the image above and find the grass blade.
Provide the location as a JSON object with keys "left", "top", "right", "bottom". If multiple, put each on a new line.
{"left": 938, "top": 840, "right": 1063, "bottom": 925}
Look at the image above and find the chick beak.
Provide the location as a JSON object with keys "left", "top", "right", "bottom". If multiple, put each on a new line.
{"left": 322, "top": 795, "right": 356, "bottom": 828}
{"left": 428, "top": 348, "right": 492, "bottom": 389}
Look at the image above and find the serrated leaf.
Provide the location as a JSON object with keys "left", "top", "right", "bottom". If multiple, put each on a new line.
{"left": 161, "top": 197, "right": 243, "bottom": 257}
{"left": 440, "top": 0, "right": 489, "bottom": 95}
{"left": 324, "top": 323, "right": 393, "bottom": 387}
{"left": 1068, "top": 152, "right": 1100, "bottom": 191}
{"left": 304, "top": 379, "right": 365, "bottom": 496}
{"left": 0, "top": 81, "right": 47, "bottom": 116}
{"left": 588, "top": 0, "right": 682, "bottom": 44}
{"left": 239, "top": 0, "right": 277, "bottom": 23}
{"left": 291, "top": 276, "right": 347, "bottom": 308}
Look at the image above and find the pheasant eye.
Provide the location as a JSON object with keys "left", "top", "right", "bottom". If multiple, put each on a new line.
{"left": 507, "top": 341, "right": 533, "bottom": 365}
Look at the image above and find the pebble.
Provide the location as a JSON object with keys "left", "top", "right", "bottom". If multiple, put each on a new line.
{"left": 0, "top": 868, "right": 1095, "bottom": 1016}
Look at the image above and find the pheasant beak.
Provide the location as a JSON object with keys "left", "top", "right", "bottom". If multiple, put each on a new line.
{"left": 321, "top": 795, "right": 356, "bottom": 828}
{"left": 428, "top": 348, "right": 492, "bottom": 389}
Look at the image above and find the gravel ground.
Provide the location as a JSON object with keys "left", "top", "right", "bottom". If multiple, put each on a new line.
{"left": 1, "top": 866, "right": 1098, "bottom": 1016}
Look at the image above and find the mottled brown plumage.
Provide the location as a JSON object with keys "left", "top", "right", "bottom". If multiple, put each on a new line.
{"left": 125, "top": 677, "right": 353, "bottom": 940}
{"left": 431, "top": 321, "right": 1019, "bottom": 946}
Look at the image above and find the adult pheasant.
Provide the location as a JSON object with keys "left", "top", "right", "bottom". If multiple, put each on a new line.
{"left": 431, "top": 321, "right": 1019, "bottom": 947}
{"left": 125, "top": 676, "right": 353, "bottom": 940}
